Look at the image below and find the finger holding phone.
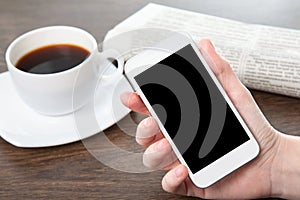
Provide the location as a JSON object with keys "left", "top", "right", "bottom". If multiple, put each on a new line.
{"left": 121, "top": 37, "right": 300, "bottom": 199}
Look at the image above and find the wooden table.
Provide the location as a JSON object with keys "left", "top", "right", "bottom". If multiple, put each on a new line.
{"left": 0, "top": 0, "right": 299, "bottom": 199}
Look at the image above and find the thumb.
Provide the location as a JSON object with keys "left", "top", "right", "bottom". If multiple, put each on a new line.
{"left": 198, "top": 39, "right": 254, "bottom": 107}
{"left": 198, "top": 39, "right": 246, "bottom": 101}
{"left": 198, "top": 39, "right": 271, "bottom": 144}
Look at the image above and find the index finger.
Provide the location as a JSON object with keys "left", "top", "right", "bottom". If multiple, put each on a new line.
{"left": 120, "top": 92, "right": 149, "bottom": 115}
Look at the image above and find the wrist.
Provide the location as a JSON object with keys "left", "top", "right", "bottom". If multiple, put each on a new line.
{"left": 270, "top": 132, "right": 300, "bottom": 199}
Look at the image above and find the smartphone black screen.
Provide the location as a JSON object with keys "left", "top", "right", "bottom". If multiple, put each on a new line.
{"left": 134, "top": 44, "right": 250, "bottom": 173}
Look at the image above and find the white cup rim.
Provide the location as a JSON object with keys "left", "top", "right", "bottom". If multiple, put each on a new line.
{"left": 5, "top": 25, "right": 98, "bottom": 78}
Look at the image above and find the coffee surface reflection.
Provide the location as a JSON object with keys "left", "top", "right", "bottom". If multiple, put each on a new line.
{"left": 16, "top": 44, "right": 90, "bottom": 74}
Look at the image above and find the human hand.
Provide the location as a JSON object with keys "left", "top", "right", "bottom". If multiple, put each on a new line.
{"left": 121, "top": 39, "right": 283, "bottom": 199}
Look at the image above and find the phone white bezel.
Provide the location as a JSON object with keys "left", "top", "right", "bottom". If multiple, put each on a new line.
{"left": 124, "top": 33, "right": 260, "bottom": 188}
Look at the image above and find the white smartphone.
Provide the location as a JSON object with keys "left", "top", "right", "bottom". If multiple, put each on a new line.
{"left": 124, "top": 33, "right": 259, "bottom": 188}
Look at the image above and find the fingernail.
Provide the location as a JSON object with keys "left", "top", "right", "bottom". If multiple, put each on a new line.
{"left": 120, "top": 92, "right": 130, "bottom": 102}
{"left": 207, "top": 39, "right": 215, "bottom": 50}
{"left": 199, "top": 44, "right": 219, "bottom": 73}
{"left": 200, "top": 39, "right": 215, "bottom": 52}
{"left": 175, "top": 166, "right": 184, "bottom": 178}
{"left": 156, "top": 139, "right": 166, "bottom": 151}
{"left": 142, "top": 117, "right": 152, "bottom": 127}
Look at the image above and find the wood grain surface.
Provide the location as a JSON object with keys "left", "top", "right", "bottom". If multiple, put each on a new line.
{"left": 0, "top": 0, "right": 299, "bottom": 199}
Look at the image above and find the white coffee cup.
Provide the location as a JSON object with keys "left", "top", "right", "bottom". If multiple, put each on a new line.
{"left": 5, "top": 26, "right": 123, "bottom": 116}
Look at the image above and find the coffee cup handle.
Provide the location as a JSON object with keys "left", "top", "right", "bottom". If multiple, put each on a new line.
{"left": 97, "top": 49, "right": 124, "bottom": 81}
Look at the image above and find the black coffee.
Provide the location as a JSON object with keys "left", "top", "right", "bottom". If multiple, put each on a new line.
{"left": 15, "top": 44, "right": 90, "bottom": 74}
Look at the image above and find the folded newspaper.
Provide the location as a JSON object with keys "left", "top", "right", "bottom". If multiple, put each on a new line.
{"left": 104, "top": 3, "right": 300, "bottom": 98}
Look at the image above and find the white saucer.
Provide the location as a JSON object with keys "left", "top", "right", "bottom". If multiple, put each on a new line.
{"left": 0, "top": 71, "right": 133, "bottom": 148}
